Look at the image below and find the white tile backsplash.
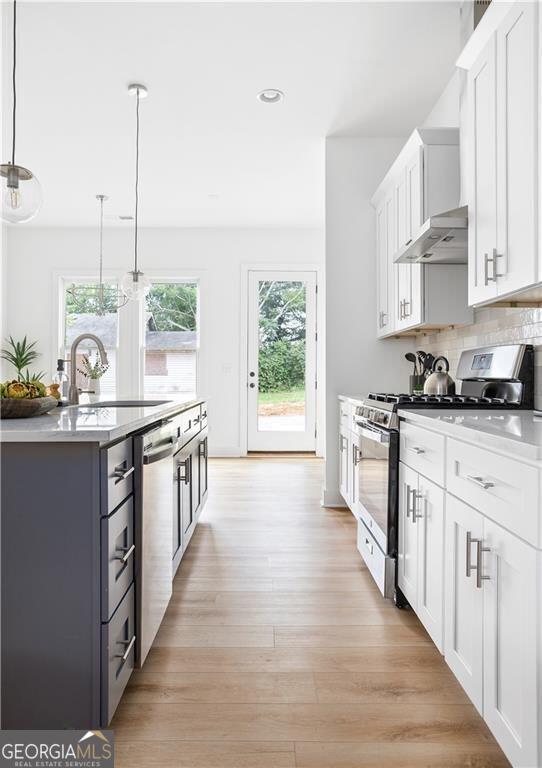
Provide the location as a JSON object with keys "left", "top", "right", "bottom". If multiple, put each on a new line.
{"left": 418, "top": 307, "right": 542, "bottom": 409}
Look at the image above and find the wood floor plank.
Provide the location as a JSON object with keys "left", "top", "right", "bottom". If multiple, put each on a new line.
{"left": 141, "top": 645, "right": 450, "bottom": 675}
{"left": 112, "top": 702, "right": 494, "bottom": 744}
{"left": 154, "top": 625, "right": 275, "bottom": 648}
{"left": 111, "top": 457, "right": 508, "bottom": 767}
{"left": 274, "top": 625, "right": 431, "bottom": 647}
{"left": 115, "top": 740, "right": 296, "bottom": 768}
{"left": 294, "top": 742, "right": 510, "bottom": 767}
{"left": 124, "top": 671, "right": 317, "bottom": 704}
{"left": 313, "top": 670, "right": 466, "bottom": 704}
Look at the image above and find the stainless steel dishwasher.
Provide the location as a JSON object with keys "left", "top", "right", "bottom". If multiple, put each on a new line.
{"left": 134, "top": 419, "right": 179, "bottom": 666}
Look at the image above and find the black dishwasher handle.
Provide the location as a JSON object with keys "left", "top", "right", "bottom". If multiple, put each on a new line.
{"left": 143, "top": 443, "right": 175, "bottom": 464}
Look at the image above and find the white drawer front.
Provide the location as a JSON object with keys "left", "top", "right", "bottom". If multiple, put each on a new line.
{"left": 356, "top": 520, "right": 394, "bottom": 598}
{"left": 446, "top": 438, "right": 540, "bottom": 547}
{"left": 399, "top": 422, "right": 445, "bottom": 487}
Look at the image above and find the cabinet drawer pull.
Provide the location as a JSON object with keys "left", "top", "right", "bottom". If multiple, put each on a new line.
{"left": 115, "top": 543, "right": 135, "bottom": 564}
{"left": 405, "top": 483, "right": 411, "bottom": 518}
{"left": 408, "top": 446, "right": 425, "bottom": 455}
{"left": 465, "top": 533, "right": 490, "bottom": 588}
{"left": 467, "top": 474, "right": 494, "bottom": 490}
{"left": 199, "top": 441, "right": 206, "bottom": 457}
{"left": 405, "top": 239, "right": 412, "bottom": 246}
{"left": 116, "top": 634, "right": 136, "bottom": 662}
{"left": 364, "top": 537, "right": 373, "bottom": 555}
{"left": 113, "top": 464, "right": 135, "bottom": 482}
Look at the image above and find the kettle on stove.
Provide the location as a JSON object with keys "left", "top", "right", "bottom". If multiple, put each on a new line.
{"left": 423, "top": 356, "right": 455, "bottom": 397}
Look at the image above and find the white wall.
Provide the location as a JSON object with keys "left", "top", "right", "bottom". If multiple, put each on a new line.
{"left": 4, "top": 226, "right": 324, "bottom": 455}
{"left": 323, "top": 137, "right": 413, "bottom": 506}
{"left": 423, "top": 70, "right": 460, "bottom": 128}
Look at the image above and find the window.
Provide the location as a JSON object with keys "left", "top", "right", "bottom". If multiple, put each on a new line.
{"left": 60, "top": 278, "right": 199, "bottom": 399}
{"left": 63, "top": 281, "right": 119, "bottom": 396}
{"left": 144, "top": 282, "right": 199, "bottom": 397}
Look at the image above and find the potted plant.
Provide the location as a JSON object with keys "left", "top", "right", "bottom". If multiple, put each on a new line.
{"left": 0, "top": 337, "right": 57, "bottom": 418}
{"left": 77, "top": 353, "right": 109, "bottom": 403}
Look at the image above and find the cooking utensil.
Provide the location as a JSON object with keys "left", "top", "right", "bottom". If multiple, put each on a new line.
{"left": 423, "top": 353, "right": 435, "bottom": 377}
{"left": 416, "top": 350, "right": 426, "bottom": 373}
{"left": 423, "top": 355, "right": 455, "bottom": 396}
{"left": 405, "top": 352, "right": 418, "bottom": 376}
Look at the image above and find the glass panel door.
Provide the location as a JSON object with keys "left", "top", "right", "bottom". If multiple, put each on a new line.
{"left": 247, "top": 270, "right": 317, "bottom": 452}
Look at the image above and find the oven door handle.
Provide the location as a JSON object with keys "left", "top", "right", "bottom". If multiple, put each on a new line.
{"left": 357, "top": 424, "right": 389, "bottom": 444}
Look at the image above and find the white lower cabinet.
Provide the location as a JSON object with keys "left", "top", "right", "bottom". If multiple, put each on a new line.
{"left": 445, "top": 493, "right": 540, "bottom": 767}
{"left": 482, "top": 517, "right": 539, "bottom": 768}
{"left": 444, "top": 494, "right": 484, "bottom": 713}
{"left": 398, "top": 461, "right": 444, "bottom": 651}
{"left": 339, "top": 431, "right": 350, "bottom": 504}
{"left": 400, "top": 417, "right": 542, "bottom": 767}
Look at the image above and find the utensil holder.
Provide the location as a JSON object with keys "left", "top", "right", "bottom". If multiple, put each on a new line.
{"left": 409, "top": 375, "right": 425, "bottom": 395}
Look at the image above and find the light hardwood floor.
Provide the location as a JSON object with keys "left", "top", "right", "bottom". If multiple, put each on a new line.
{"left": 112, "top": 458, "right": 510, "bottom": 767}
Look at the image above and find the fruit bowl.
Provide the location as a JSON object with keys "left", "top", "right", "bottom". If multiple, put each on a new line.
{"left": 0, "top": 396, "right": 58, "bottom": 419}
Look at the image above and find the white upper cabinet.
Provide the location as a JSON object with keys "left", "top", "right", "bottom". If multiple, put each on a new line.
{"left": 466, "top": 2, "right": 538, "bottom": 305}
{"left": 372, "top": 128, "right": 472, "bottom": 336}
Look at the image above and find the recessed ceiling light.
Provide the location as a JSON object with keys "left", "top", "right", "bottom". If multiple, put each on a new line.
{"left": 257, "top": 89, "right": 284, "bottom": 104}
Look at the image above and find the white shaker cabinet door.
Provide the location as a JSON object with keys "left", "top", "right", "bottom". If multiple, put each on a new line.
{"left": 416, "top": 475, "right": 445, "bottom": 652}
{"left": 467, "top": 34, "right": 498, "bottom": 306}
{"left": 339, "top": 432, "right": 350, "bottom": 506}
{"left": 496, "top": 1, "right": 538, "bottom": 296}
{"left": 397, "top": 462, "right": 419, "bottom": 608}
{"left": 482, "top": 518, "right": 539, "bottom": 768}
{"left": 444, "top": 494, "right": 484, "bottom": 714}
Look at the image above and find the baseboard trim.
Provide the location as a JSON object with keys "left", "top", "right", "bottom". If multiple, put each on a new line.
{"left": 321, "top": 488, "right": 348, "bottom": 509}
{"left": 208, "top": 447, "right": 243, "bottom": 458}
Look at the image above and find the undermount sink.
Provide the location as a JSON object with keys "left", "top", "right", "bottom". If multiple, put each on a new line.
{"left": 75, "top": 400, "right": 172, "bottom": 408}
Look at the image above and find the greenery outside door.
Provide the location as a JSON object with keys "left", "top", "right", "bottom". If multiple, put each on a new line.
{"left": 247, "top": 270, "right": 317, "bottom": 451}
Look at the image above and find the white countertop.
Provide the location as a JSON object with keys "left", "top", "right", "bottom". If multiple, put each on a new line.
{"left": 0, "top": 397, "right": 205, "bottom": 444}
{"left": 338, "top": 394, "right": 364, "bottom": 405}
{"left": 398, "top": 408, "right": 542, "bottom": 462}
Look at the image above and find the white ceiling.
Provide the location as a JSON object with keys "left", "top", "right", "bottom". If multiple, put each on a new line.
{"left": 2, "top": 1, "right": 460, "bottom": 227}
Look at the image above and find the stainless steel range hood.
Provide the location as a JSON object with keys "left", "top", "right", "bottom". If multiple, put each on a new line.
{"left": 394, "top": 206, "right": 468, "bottom": 265}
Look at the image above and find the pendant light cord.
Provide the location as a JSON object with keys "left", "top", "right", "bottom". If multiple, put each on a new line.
{"left": 134, "top": 87, "right": 140, "bottom": 275}
{"left": 99, "top": 195, "right": 104, "bottom": 297}
{"left": 11, "top": 0, "right": 17, "bottom": 165}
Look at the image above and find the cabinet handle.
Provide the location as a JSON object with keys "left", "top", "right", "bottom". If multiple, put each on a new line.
{"left": 199, "top": 441, "right": 206, "bottom": 457}
{"left": 113, "top": 464, "right": 135, "bottom": 482}
{"left": 412, "top": 490, "right": 423, "bottom": 522}
{"left": 353, "top": 446, "right": 361, "bottom": 465}
{"left": 465, "top": 532, "right": 490, "bottom": 587}
{"left": 116, "top": 634, "right": 136, "bottom": 662}
{"left": 466, "top": 531, "right": 477, "bottom": 578}
{"left": 405, "top": 238, "right": 412, "bottom": 246}
{"left": 403, "top": 300, "right": 411, "bottom": 318}
{"left": 467, "top": 474, "right": 494, "bottom": 490}
{"left": 177, "top": 459, "right": 190, "bottom": 484}
{"left": 484, "top": 249, "right": 502, "bottom": 285}
{"left": 408, "top": 446, "right": 425, "bottom": 455}
{"left": 475, "top": 539, "right": 491, "bottom": 589}
{"left": 405, "top": 483, "right": 411, "bottom": 518}
{"left": 364, "top": 537, "right": 374, "bottom": 555}
{"left": 115, "top": 543, "right": 135, "bottom": 564}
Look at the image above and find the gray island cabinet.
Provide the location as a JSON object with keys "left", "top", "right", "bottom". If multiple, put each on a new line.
{"left": 0, "top": 398, "right": 208, "bottom": 729}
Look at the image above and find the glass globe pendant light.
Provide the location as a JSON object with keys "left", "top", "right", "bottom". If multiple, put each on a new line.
{"left": 0, "top": 0, "right": 42, "bottom": 224}
{"left": 66, "top": 195, "right": 128, "bottom": 315}
{"left": 121, "top": 83, "right": 151, "bottom": 301}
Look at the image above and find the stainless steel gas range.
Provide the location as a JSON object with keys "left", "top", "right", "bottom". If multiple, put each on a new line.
{"left": 352, "top": 343, "right": 534, "bottom": 603}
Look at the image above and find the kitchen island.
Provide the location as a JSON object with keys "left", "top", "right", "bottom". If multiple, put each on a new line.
{"left": 0, "top": 397, "right": 208, "bottom": 729}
